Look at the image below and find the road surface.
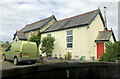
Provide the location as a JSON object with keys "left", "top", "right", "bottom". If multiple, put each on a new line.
{"left": 0, "top": 58, "right": 37, "bottom": 70}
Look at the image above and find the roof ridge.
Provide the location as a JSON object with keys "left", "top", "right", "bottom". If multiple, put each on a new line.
{"left": 16, "top": 31, "right": 24, "bottom": 33}
{"left": 26, "top": 15, "right": 55, "bottom": 26}
{"left": 57, "top": 9, "right": 99, "bottom": 22}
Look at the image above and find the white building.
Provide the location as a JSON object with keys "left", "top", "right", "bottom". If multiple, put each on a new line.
{"left": 14, "top": 8, "right": 116, "bottom": 60}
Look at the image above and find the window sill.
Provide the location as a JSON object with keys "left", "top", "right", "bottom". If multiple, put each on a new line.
{"left": 65, "top": 48, "right": 73, "bottom": 50}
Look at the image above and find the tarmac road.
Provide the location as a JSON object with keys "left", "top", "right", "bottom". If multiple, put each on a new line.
{"left": 0, "top": 58, "right": 37, "bottom": 70}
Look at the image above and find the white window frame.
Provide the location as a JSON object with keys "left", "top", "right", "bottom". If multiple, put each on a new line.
{"left": 66, "top": 30, "right": 73, "bottom": 49}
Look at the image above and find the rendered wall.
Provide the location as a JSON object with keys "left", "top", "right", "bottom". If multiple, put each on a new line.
{"left": 87, "top": 14, "right": 104, "bottom": 60}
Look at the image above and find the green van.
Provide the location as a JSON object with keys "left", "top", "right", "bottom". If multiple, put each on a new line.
{"left": 2, "top": 41, "right": 38, "bottom": 65}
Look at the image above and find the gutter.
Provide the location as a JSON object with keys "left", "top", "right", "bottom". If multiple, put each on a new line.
{"left": 94, "top": 40, "right": 109, "bottom": 42}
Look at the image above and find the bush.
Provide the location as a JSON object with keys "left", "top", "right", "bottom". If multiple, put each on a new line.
{"left": 99, "top": 41, "right": 120, "bottom": 62}
{"left": 59, "top": 57, "right": 63, "bottom": 60}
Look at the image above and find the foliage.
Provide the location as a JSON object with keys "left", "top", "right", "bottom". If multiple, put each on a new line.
{"left": 29, "top": 31, "right": 41, "bottom": 52}
{"left": 1, "top": 41, "right": 10, "bottom": 48}
{"left": 40, "top": 36, "right": 55, "bottom": 57}
{"left": 59, "top": 57, "right": 64, "bottom": 60}
{"left": 99, "top": 41, "right": 120, "bottom": 62}
{"left": 67, "top": 52, "right": 72, "bottom": 60}
{"left": 1, "top": 44, "right": 4, "bottom": 47}
{"left": 64, "top": 52, "right": 72, "bottom": 60}
{"left": 29, "top": 35, "right": 40, "bottom": 46}
{"left": 6, "top": 41, "right": 9, "bottom": 44}
{"left": 79, "top": 57, "right": 84, "bottom": 61}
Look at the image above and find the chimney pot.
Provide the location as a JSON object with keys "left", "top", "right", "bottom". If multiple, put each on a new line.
{"left": 104, "top": 7, "right": 106, "bottom": 9}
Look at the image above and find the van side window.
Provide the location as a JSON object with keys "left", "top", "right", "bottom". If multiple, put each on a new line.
{"left": 6, "top": 45, "right": 12, "bottom": 51}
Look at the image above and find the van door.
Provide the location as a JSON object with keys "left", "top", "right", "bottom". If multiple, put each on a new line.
{"left": 22, "top": 43, "right": 37, "bottom": 59}
{"left": 5, "top": 45, "right": 12, "bottom": 60}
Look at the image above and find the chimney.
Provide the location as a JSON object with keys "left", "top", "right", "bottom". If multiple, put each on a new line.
{"left": 104, "top": 7, "right": 107, "bottom": 30}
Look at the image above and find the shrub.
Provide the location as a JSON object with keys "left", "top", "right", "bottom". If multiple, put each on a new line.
{"left": 99, "top": 41, "right": 120, "bottom": 62}
{"left": 40, "top": 36, "right": 55, "bottom": 57}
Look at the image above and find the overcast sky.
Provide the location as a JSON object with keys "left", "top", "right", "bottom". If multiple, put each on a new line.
{"left": 0, "top": 0, "right": 119, "bottom": 42}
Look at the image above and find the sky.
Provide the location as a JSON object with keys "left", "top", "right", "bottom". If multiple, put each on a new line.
{"left": 0, "top": 0, "right": 119, "bottom": 42}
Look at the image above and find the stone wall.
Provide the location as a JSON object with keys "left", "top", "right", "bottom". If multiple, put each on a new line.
{"left": 24, "top": 19, "right": 56, "bottom": 40}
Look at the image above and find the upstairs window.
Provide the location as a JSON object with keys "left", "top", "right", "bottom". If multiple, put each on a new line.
{"left": 66, "top": 30, "right": 73, "bottom": 48}
{"left": 29, "top": 31, "right": 33, "bottom": 38}
{"left": 47, "top": 34, "right": 51, "bottom": 37}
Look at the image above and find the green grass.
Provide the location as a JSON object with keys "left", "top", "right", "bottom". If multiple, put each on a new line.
{"left": 0, "top": 50, "right": 3, "bottom": 59}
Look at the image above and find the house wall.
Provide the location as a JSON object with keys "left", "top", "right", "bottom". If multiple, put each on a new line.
{"left": 13, "top": 36, "right": 19, "bottom": 42}
{"left": 25, "top": 32, "right": 30, "bottom": 40}
{"left": 24, "top": 19, "right": 56, "bottom": 40}
{"left": 109, "top": 35, "right": 115, "bottom": 43}
{"left": 87, "top": 14, "right": 105, "bottom": 60}
{"left": 40, "top": 14, "right": 105, "bottom": 60}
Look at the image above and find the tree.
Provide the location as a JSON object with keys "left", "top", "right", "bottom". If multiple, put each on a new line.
{"left": 1, "top": 41, "right": 10, "bottom": 48}
{"left": 40, "top": 36, "right": 55, "bottom": 57}
{"left": 6, "top": 41, "right": 9, "bottom": 44}
{"left": 99, "top": 41, "right": 120, "bottom": 62}
{"left": 1, "top": 44, "right": 4, "bottom": 48}
{"left": 29, "top": 31, "right": 41, "bottom": 52}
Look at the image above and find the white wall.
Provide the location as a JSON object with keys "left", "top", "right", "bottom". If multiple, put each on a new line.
{"left": 87, "top": 14, "right": 105, "bottom": 60}
{"left": 13, "top": 36, "right": 19, "bottom": 42}
{"left": 41, "top": 26, "right": 89, "bottom": 59}
{"left": 110, "top": 34, "right": 115, "bottom": 43}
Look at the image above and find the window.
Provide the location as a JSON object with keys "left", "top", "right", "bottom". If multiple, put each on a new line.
{"left": 54, "top": 54, "right": 57, "bottom": 57}
{"left": 5, "top": 45, "right": 11, "bottom": 51}
{"left": 59, "top": 54, "right": 61, "bottom": 57}
{"left": 67, "top": 30, "right": 72, "bottom": 35}
{"left": 47, "top": 34, "right": 51, "bottom": 37}
{"left": 74, "top": 56, "right": 79, "bottom": 59}
{"left": 66, "top": 30, "right": 73, "bottom": 48}
{"left": 54, "top": 54, "right": 58, "bottom": 59}
{"left": 81, "top": 56, "right": 86, "bottom": 60}
{"left": 16, "top": 39, "right": 17, "bottom": 42}
{"left": 29, "top": 31, "right": 33, "bottom": 38}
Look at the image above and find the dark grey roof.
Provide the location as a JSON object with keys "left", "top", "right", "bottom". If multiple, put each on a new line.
{"left": 95, "top": 31, "right": 112, "bottom": 41}
{"left": 20, "top": 15, "right": 56, "bottom": 32}
{"left": 43, "top": 9, "right": 101, "bottom": 33}
{"left": 13, "top": 31, "right": 27, "bottom": 40}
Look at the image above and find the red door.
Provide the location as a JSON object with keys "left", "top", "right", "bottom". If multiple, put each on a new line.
{"left": 97, "top": 43, "right": 104, "bottom": 59}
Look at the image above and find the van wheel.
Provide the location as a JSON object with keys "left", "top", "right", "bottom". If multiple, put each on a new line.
{"left": 2, "top": 55, "right": 6, "bottom": 61}
{"left": 14, "top": 57, "right": 18, "bottom": 65}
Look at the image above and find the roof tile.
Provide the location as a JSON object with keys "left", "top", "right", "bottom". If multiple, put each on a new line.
{"left": 44, "top": 9, "right": 100, "bottom": 32}
{"left": 20, "top": 15, "right": 56, "bottom": 32}
{"left": 95, "top": 30, "right": 112, "bottom": 41}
